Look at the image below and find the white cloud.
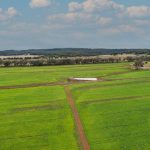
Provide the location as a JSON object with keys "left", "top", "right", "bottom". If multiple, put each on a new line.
{"left": 1, "top": 1, "right": 150, "bottom": 49}
{"left": 101, "top": 24, "right": 141, "bottom": 35}
{"left": 69, "top": 1, "right": 150, "bottom": 19}
{"left": 126, "top": 6, "right": 150, "bottom": 17}
{"left": 30, "top": 0, "right": 50, "bottom": 8}
{"left": 97, "top": 17, "right": 112, "bottom": 25}
{"left": 135, "top": 19, "right": 150, "bottom": 26}
{"left": 47, "top": 1, "right": 150, "bottom": 37}
{"left": 119, "top": 25, "right": 138, "bottom": 32}
{"left": 48, "top": 12, "right": 93, "bottom": 23}
{"left": 69, "top": 2, "right": 82, "bottom": 12}
{"left": 69, "top": 0, "right": 124, "bottom": 12}
{"left": 7, "top": 7, "right": 18, "bottom": 17}
{"left": 0, "top": 7, "right": 18, "bottom": 21}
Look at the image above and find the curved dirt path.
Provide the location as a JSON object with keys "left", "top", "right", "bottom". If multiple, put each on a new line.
{"left": 64, "top": 86, "right": 90, "bottom": 150}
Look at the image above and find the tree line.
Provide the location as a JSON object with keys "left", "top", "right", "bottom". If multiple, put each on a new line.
{"left": 0, "top": 48, "right": 150, "bottom": 57}
{"left": 0, "top": 55, "right": 150, "bottom": 67}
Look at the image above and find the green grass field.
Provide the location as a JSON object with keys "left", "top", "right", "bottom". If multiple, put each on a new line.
{"left": 0, "top": 86, "right": 78, "bottom": 150}
{"left": 0, "top": 63, "right": 129, "bottom": 86}
{"left": 0, "top": 63, "right": 150, "bottom": 150}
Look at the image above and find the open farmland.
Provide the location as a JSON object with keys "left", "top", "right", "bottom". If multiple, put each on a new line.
{"left": 0, "top": 63, "right": 129, "bottom": 86}
{"left": 0, "top": 63, "right": 150, "bottom": 150}
{"left": 0, "top": 86, "right": 78, "bottom": 150}
{"left": 70, "top": 69, "right": 150, "bottom": 150}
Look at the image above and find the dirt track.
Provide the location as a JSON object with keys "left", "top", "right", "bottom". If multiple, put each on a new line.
{"left": 64, "top": 86, "right": 90, "bottom": 150}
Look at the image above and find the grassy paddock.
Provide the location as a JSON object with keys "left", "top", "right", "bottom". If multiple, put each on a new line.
{"left": 0, "top": 63, "right": 129, "bottom": 86}
{"left": 0, "top": 63, "right": 150, "bottom": 150}
{"left": 0, "top": 86, "right": 79, "bottom": 150}
{"left": 70, "top": 69, "right": 150, "bottom": 150}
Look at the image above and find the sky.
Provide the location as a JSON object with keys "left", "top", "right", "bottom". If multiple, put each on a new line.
{"left": 0, "top": 0, "right": 150, "bottom": 50}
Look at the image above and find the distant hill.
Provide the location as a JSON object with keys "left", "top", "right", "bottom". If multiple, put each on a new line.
{"left": 0, "top": 48, "right": 150, "bottom": 56}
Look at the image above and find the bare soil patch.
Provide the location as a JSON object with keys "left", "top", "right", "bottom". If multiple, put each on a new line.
{"left": 142, "top": 67, "right": 150, "bottom": 70}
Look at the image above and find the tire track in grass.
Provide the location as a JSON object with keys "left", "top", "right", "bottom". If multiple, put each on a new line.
{"left": 64, "top": 86, "right": 90, "bottom": 150}
{"left": 0, "top": 80, "right": 101, "bottom": 90}
{"left": 0, "top": 82, "right": 69, "bottom": 90}
{"left": 81, "top": 95, "right": 150, "bottom": 105}
{"left": 0, "top": 70, "right": 138, "bottom": 91}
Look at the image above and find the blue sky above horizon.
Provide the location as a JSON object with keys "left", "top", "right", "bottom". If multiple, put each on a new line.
{"left": 0, "top": 0, "right": 150, "bottom": 50}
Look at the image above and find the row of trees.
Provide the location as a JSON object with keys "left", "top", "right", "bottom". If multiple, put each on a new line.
{"left": 0, "top": 55, "right": 150, "bottom": 67}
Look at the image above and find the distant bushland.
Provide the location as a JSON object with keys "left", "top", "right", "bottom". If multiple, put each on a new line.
{"left": 0, "top": 48, "right": 150, "bottom": 56}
